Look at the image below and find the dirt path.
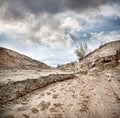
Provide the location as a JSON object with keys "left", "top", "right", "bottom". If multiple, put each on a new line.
{"left": 1, "top": 72, "right": 120, "bottom": 118}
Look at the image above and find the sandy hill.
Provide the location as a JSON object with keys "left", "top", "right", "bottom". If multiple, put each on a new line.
{"left": 0, "top": 40, "right": 120, "bottom": 118}
{"left": 58, "top": 40, "right": 120, "bottom": 73}
{"left": 0, "top": 47, "right": 50, "bottom": 70}
{"left": 76, "top": 40, "right": 120, "bottom": 74}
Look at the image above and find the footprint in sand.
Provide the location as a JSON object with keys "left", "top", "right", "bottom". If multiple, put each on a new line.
{"left": 46, "top": 92, "right": 51, "bottom": 95}
{"left": 31, "top": 108, "right": 39, "bottom": 114}
{"left": 37, "top": 101, "right": 51, "bottom": 111}
{"left": 40, "top": 93, "right": 45, "bottom": 96}
{"left": 52, "top": 94, "right": 59, "bottom": 99}
{"left": 22, "top": 114, "right": 29, "bottom": 118}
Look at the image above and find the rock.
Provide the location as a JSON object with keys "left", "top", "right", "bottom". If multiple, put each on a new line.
{"left": 76, "top": 40, "right": 120, "bottom": 75}
{"left": 0, "top": 73, "right": 75, "bottom": 104}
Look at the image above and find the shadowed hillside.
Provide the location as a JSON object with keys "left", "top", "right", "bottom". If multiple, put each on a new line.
{"left": 0, "top": 47, "right": 51, "bottom": 70}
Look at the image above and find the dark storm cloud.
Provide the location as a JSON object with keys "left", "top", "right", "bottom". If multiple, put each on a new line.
{"left": 23, "top": 0, "right": 64, "bottom": 14}
{"left": 0, "top": 0, "right": 27, "bottom": 20}
{"left": 65, "top": 0, "right": 120, "bottom": 10}
{"left": 0, "top": 0, "right": 120, "bottom": 20}
{"left": 0, "top": 0, "right": 65, "bottom": 19}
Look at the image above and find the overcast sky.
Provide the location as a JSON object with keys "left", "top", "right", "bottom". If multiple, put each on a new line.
{"left": 0, "top": 0, "right": 120, "bottom": 66}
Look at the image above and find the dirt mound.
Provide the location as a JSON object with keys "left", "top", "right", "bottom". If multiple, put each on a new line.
{"left": 76, "top": 40, "right": 120, "bottom": 75}
{"left": 0, "top": 73, "right": 75, "bottom": 104}
{"left": 58, "top": 40, "right": 120, "bottom": 74}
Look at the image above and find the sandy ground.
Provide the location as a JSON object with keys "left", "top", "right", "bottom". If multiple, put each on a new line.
{"left": 0, "top": 69, "right": 74, "bottom": 83}
{"left": 0, "top": 69, "right": 120, "bottom": 118}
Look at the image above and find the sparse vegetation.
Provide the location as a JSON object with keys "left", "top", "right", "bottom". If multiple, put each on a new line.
{"left": 57, "top": 64, "right": 61, "bottom": 68}
{"left": 71, "top": 61, "right": 75, "bottom": 66}
{"left": 74, "top": 42, "right": 89, "bottom": 61}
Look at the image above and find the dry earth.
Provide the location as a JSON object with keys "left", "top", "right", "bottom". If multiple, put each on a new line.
{"left": 0, "top": 41, "right": 120, "bottom": 118}
{"left": 0, "top": 68, "right": 120, "bottom": 118}
{"left": 0, "top": 47, "right": 50, "bottom": 70}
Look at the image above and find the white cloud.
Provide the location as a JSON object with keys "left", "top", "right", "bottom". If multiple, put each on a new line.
{"left": 0, "top": 12, "right": 84, "bottom": 49}
{"left": 34, "top": 23, "right": 73, "bottom": 48}
{"left": 91, "top": 31, "right": 120, "bottom": 46}
{"left": 37, "top": 47, "right": 77, "bottom": 66}
{"left": 1, "top": 4, "right": 119, "bottom": 49}
{"left": 60, "top": 17, "right": 82, "bottom": 35}
{"left": 0, "top": 4, "right": 120, "bottom": 66}
{"left": 99, "top": 4, "right": 120, "bottom": 17}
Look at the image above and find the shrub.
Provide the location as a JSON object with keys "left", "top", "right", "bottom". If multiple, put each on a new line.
{"left": 74, "top": 42, "right": 89, "bottom": 61}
